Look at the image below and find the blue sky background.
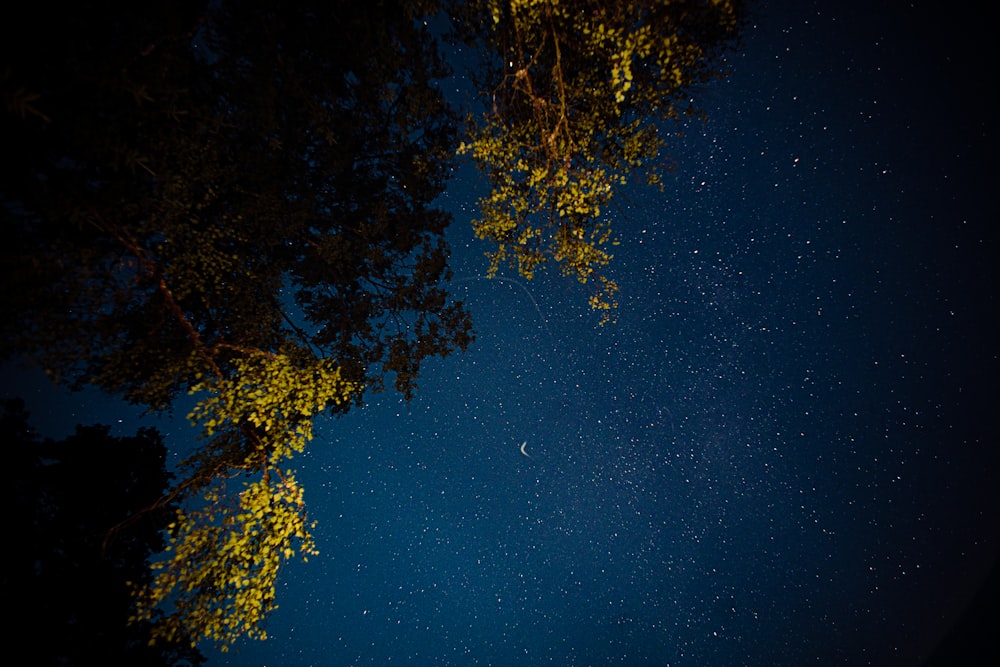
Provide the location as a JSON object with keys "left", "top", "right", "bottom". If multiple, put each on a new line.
{"left": 4, "top": 1, "right": 997, "bottom": 665}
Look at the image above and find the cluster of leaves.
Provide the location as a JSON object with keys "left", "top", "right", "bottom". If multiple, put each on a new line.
{"left": 451, "top": 0, "right": 744, "bottom": 322}
{"left": 127, "top": 349, "right": 358, "bottom": 647}
{"left": 131, "top": 473, "right": 317, "bottom": 649}
{"left": 188, "top": 350, "right": 358, "bottom": 465}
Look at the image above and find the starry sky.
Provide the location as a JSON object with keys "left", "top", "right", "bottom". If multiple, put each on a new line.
{"left": 4, "top": 1, "right": 997, "bottom": 665}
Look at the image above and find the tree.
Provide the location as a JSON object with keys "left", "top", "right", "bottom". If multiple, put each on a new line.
{"left": 2, "top": 0, "right": 471, "bottom": 648}
{"left": 3, "top": 399, "right": 205, "bottom": 666}
{"left": 1, "top": 0, "right": 745, "bottom": 650}
{"left": 450, "top": 0, "right": 744, "bottom": 322}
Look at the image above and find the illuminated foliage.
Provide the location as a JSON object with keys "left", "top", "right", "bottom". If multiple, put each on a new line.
{"left": 452, "top": 0, "right": 743, "bottom": 322}
{"left": 188, "top": 352, "right": 358, "bottom": 466}
{"left": 131, "top": 474, "right": 318, "bottom": 648}
{"left": 127, "top": 350, "right": 359, "bottom": 647}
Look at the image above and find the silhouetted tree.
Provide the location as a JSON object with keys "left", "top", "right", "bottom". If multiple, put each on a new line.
{"left": 3, "top": 398, "right": 204, "bottom": 666}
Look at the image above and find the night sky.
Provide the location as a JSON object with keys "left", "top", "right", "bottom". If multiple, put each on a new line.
{"left": 4, "top": 1, "right": 997, "bottom": 665}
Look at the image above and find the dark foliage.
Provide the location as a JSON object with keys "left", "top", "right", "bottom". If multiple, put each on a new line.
{"left": 1, "top": 0, "right": 472, "bottom": 409}
{"left": 3, "top": 398, "right": 204, "bottom": 666}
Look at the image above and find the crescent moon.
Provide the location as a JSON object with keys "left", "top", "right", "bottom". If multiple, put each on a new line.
{"left": 519, "top": 441, "right": 530, "bottom": 457}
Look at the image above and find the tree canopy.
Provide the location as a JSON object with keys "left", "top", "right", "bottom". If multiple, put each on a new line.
{"left": 451, "top": 0, "right": 742, "bottom": 322}
{"left": 3, "top": 0, "right": 472, "bottom": 647}
{"left": 1, "top": 0, "right": 743, "bottom": 650}
{"left": 2, "top": 0, "right": 471, "bottom": 407}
